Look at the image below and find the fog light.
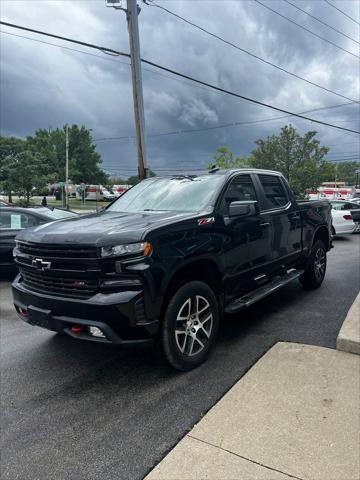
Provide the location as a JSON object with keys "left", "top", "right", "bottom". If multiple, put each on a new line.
{"left": 89, "top": 326, "right": 106, "bottom": 338}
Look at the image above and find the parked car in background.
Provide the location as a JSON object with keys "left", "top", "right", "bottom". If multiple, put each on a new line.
{"left": 101, "top": 187, "right": 115, "bottom": 202}
{"left": 329, "top": 200, "right": 359, "bottom": 235}
{"left": 0, "top": 200, "right": 12, "bottom": 207}
{"left": 0, "top": 207, "right": 77, "bottom": 269}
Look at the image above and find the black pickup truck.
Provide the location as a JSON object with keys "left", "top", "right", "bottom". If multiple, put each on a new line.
{"left": 12, "top": 169, "right": 332, "bottom": 370}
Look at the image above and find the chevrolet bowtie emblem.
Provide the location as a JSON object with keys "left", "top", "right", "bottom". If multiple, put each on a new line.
{"left": 32, "top": 258, "right": 52, "bottom": 270}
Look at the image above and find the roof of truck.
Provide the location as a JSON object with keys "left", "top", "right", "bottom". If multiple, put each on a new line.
{"left": 154, "top": 168, "right": 283, "bottom": 178}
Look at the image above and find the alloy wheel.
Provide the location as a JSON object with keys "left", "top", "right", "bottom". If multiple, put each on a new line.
{"left": 175, "top": 295, "right": 213, "bottom": 357}
{"left": 314, "top": 247, "right": 326, "bottom": 282}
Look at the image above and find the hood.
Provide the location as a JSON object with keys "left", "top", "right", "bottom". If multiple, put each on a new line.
{"left": 16, "top": 210, "right": 196, "bottom": 246}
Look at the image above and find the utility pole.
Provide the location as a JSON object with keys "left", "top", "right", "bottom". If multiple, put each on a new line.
{"left": 106, "top": 0, "right": 148, "bottom": 180}
{"left": 65, "top": 124, "right": 69, "bottom": 211}
{"left": 127, "top": 0, "right": 147, "bottom": 180}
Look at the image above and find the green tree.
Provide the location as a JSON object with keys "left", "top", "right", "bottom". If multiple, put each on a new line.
{"left": 333, "top": 161, "right": 360, "bottom": 185}
{"left": 26, "top": 125, "right": 108, "bottom": 185}
{"left": 109, "top": 176, "right": 128, "bottom": 185}
{"left": 210, "top": 146, "right": 249, "bottom": 170}
{"left": 0, "top": 136, "right": 28, "bottom": 202}
{"left": 127, "top": 175, "right": 140, "bottom": 186}
{"left": 0, "top": 150, "right": 55, "bottom": 205}
{"left": 249, "top": 125, "right": 330, "bottom": 196}
{"left": 127, "top": 170, "right": 156, "bottom": 185}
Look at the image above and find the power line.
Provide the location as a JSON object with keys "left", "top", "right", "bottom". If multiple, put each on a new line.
{"left": 0, "top": 30, "right": 267, "bottom": 102}
{"left": 94, "top": 102, "right": 357, "bottom": 142}
{"left": 324, "top": 0, "right": 360, "bottom": 26}
{"left": 1, "top": 30, "right": 132, "bottom": 68}
{"left": 283, "top": 0, "right": 359, "bottom": 44}
{"left": 103, "top": 158, "right": 359, "bottom": 173}
{"left": 254, "top": 0, "right": 360, "bottom": 58}
{"left": 141, "top": 58, "right": 360, "bottom": 134}
{"left": 1, "top": 21, "right": 359, "bottom": 135}
{"left": 145, "top": 2, "right": 358, "bottom": 103}
{"left": 0, "top": 21, "right": 129, "bottom": 58}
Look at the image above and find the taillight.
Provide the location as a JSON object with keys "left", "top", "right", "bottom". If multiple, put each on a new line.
{"left": 343, "top": 214, "right": 352, "bottom": 220}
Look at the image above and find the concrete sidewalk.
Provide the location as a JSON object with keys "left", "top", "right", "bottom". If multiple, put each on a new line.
{"left": 337, "top": 291, "right": 360, "bottom": 355}
{"left": 145, "top": 342, "right": 360, "bottom": 480}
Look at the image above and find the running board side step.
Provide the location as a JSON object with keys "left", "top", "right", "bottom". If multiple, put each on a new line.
{"left": 225, "top": 269, "right": 304, "bottom": 314}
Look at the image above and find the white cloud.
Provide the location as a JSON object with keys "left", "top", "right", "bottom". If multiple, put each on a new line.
{"left": 179, "top": 99, "right": 219, "bottom": 127}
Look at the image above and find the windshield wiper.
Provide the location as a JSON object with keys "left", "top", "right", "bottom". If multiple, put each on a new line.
{"left": 143, "top": 209, "right": 169, "bottom": 212}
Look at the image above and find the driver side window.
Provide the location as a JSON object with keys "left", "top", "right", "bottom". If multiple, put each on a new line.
{"left": 220, "top": 175, "right": 257, "bottom": 214}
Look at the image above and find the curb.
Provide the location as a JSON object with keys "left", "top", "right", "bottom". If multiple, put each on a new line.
{"left": 337, "top": 291, "right": 360, "bottom": 355}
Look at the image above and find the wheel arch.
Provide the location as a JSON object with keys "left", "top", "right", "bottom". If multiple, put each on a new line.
{"left": 312, "top": 225, "right": 330, "bottom": 250}
{"left": 161, "top": 258, "right": 223, "bottom": 317}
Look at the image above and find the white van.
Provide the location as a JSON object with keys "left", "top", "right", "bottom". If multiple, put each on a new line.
{"left": 113, "top": 185, "right": 131, "bottom": 197}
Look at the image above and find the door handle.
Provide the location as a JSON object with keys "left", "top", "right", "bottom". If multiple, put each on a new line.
{"left": 260, "top": 222, "right": 270, "bottom": 228}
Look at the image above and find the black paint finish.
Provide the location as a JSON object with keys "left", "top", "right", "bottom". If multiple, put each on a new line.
{"left": 12, "top": 170, "right": 332, "bottom": 343}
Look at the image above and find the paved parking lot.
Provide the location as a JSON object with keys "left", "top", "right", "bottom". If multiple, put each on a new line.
{"left": 1, "top": 236, "right": 359, "bottom": 480}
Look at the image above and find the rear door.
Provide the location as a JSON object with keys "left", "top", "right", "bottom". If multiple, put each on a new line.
{"left": 255, "top": 174, "right": 302, "bottom": 267}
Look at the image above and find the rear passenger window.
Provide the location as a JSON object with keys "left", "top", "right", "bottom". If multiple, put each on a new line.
{"left": 258, "top": 175, "right": 289, "bottom": 209}
{"left": 331, "top": 203, "right": 342, "bottom": 210}
{"left": 221, "top": 174, "right": 257, "bottom": 213}
{"left": 0, "top": 212, "right": 37, "bottom": 229}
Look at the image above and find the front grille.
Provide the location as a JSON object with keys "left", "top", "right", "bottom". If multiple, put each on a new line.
{"left": 20, "top": 267, "right": 98, "bottom": 297}
{"left": 18, "top": 242, "right": 98, "bottom": 258}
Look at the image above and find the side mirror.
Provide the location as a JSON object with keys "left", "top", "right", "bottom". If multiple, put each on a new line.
{"left": 229, "top": 200, "right": 258, "bottom": 217}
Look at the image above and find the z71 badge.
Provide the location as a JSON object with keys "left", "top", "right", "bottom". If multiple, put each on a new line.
{"left": 197, "top": 217, "right": 215, "bottom": 226}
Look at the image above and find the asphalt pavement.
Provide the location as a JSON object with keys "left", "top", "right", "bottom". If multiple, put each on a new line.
{"left": 1, "top": 235, "right": 359, "bottom": 480}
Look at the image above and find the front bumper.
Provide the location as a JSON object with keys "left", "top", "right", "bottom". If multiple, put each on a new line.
{"left": 12, "top": 274, "right": 159, "bottom": 345}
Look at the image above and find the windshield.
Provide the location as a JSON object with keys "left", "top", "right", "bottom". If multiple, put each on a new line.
{"left": 107, "top": 176, "right": 223, "bottom": 213}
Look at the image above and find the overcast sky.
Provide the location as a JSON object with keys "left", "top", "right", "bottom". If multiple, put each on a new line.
{"left": 1, "top": 0, "right": 359, "bottom": 178}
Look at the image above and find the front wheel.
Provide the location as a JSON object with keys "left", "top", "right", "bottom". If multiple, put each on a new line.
{"left": 299, "top": 240, "right": 327, "bottom": 289}
{"left": 161, "top": 281, "right": 219, "bottom": 371}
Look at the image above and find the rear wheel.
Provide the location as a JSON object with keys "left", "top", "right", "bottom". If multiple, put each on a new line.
{"left": 299, "top": 240, "right": 327, "bottom": 289}
{"left": 161, "top": 281, "right": 219, "bottom": 371}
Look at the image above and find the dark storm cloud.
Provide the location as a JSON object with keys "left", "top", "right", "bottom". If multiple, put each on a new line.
{"left": 1, "top": 0, "right": 359, "bottom": 177}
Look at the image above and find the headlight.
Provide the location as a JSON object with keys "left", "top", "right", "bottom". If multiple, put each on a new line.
{"left": 101, "top": 242, "right": 152, "bottom": 258}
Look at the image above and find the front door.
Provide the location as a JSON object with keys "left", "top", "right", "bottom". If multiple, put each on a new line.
{"left": 217, "top": 173, "right": 273, "bottom": 299}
